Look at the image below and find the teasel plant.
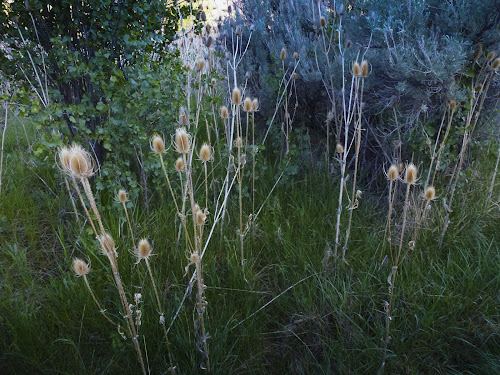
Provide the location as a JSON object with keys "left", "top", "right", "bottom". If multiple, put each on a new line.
{"left": 58, "top": 145, "right": 147, "bottom": 375}
{"left": 440, "top": 52, "right": 499, "bottom": 247}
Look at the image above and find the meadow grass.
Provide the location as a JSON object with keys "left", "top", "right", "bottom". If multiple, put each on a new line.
{"left": 0, "top": 115, "right": 499, "bottom": 374}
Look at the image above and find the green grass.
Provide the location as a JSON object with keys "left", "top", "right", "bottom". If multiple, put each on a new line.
{"left": 0, "top": 114, "right": 499, "bottom": 374}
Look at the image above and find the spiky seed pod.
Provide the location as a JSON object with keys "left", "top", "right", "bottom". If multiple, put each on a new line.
{"left": 336, "top": 143, "right": 344, "bottom": 153}
{"left": 492, "top": 57, "right": 500, "bottom": 70}
{"left": 136, "top": 239, "right": 152, "bottom": 260}
{"left": 239, "top": 153, "right": 246, "bottom": 166}
{"left": 235, "top": 137, "right": 243, "bottom": 149}
{"left": 335, "top": 30, "right": 340, "bottom": 39}
{"left": 352, "top": 61, "right": 361, "bottom": 77}
{"left": 424, "top": 186, "right": 436, "bottom": 201}
{"left": 398, "top": 163, "right": 404, "bottom": 172}
{"left": 220, "top": 106, "right": 229, "bottom": 119}
{"left": 404, "top": 163, "right": 417, "bottom": 184}
{"left": 73, "top": 258, "right": 89, "bottom": 277}
{"left": 243, "top": 97, "right": 252, "bottom": 112}
{"left": 175, "top": 157, "right": 184, "bottom": 172}
{"left": 58, "top": 147, "right": 71, "bottom": 174}
{"left": 235, "top": 25, "right": 242, "bottom": 36}
{"left": 179, "top": 107, "right": 189, "bottom": 125}
{"left": 292, "top": 72, "right": 297, "bottom": 79}
{"left": 205, "top": 24, "right": 211, "bottom": 34}
{"left": 200, "top": 11, "right": 206, "bottom": 22}
{"left": 211, "top": 78, "right": 216, "bottom": 86}
{"left": 473, "top": 44, "right": 483, "bottom": 61}
{"left": 194, "top": 204, "right": 201, "bottom": 213}
{"left": 361, "top": 60, "right": 369, "bottom": 77}
{"left": 68, "top": 145, "right": 94, "bottom": 178}
{"left": 232, "top": 87, "right": 242, "bottom": 105}
{"left": 151, "top": 135, "right": 166, "bottom": 154}
{"left": 199, "top": 143, "right": 212, "bottom": 162}
{"left": 487, "top": 51, "right": 496, "bottom": 61}
{"left": 293, "top": 52, "right": 298, "bottom": 59}
{"left": 280, "top": 48, "right": 287, "bottom": 60}
{"left": 320, "top": 16, "right": 326, "bottom": 27}
{"left": 387, "top": 164, "right": 398, "bottom": 181}
{"left": 190, "top": 251, "right": 200, "bottom": 263}
{"left": 195, "top": 59, "right": 205, "bottom": 72}
{"left": 346, "top": 40, "right": 352, "bottom": 48}
{"left": 185, "top": 64, "right": 192, "bottom": 71}
{"left": 118, "top": 190, "right": 127, "bottom": 203}
{"left": 195, "top": 210, "right": 206, "bottom": 226}
{"left": 175, "top": 127, "right": 191, "bottom": 154}
{"left": 251, "top": 98, "right": 259, "bottom": 112}
{"left": 449, "top": 100, "right": 457, "bottom": 110}
{"left": 206, "top": 36, "right": 213, "bottom": 48}
{"left": 99, "top": 233, "right": 115, "bottom": 255}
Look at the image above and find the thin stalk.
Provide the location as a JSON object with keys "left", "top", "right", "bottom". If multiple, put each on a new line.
{"left": 121, "top": 201, "right": 135, "bottom": 247}
{"left": 487, "top": 144, "right": 500, "bottom": 204}
{"left": 83, "top": 275, "right": 120, "bottom": 328}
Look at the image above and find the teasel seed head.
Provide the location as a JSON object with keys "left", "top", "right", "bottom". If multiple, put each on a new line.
{"left": 404, "top": 163, "right": 417, "bottom": 184}
{"left": 205, "top": 24, "right": 211, "bottom": 34}
{"left": 195, "top": 59, "right": 205, "bottom": 72}
{"left": 449, "top": 100, "right": 457, "bottom": 110}
{"left": 136, "top": 239, "right": 152, "bottom": 261}
{"left": 293, "top": 52, "right": 298, "bottom": 59}
{"left": 292, "top": 72, "right": 297, "bottom": 79}
{"left": 232, "top": 87, "right": 242, "bottom": 105}
{"left": 320, "top": 16, "right": 326, "bottom": 28}
{"left": 206, "top": 36, "right": 213, "bottom": 48}
{"left": 151, "top": 134, "right": 166, "bottom": 154}
{"left": 211, "top": 78, "right": 216, "bottom": 86}
{"left": 220, "top": 105, "right": 229, "bottom": 119}
{"left": 179, "top": 107, "right": 189, "bottom": 126}
{"left": 72, "top": 257, "right": 90, "bottom": 277}
{"left": 68, "top": 144, "right": 94, "bottom": 178}
{"left": 424, "top": 186, "right": 436, "bottom": 201}
{"left": 335, "top": 30, "right": 340, "bottom": 39}
{"left": 280, "top": 47, "right": 287, "bottom": 60}
{"left": 487, "top": 51, "right": 496, "bottom": 61}
{"left": 175, "top": 127, "right": 191, "bottom": 154}
{"left": 352, "top": 61, "right": 361, "bottom": 77}
{"left": 199, "top": 143, "right": 212, "bottom": 162}
{"left": 235, "top": 137, "right": 243, "bottom": 149}
{"left": 190, "top": 251, "right": 200, "bottom": 263}
{"left": 387, "top": 164, "right": 398, "bottom": 181}
{"left": 252, "top": 98, "right": 259, "bottom": 112}
{"left": 243, "top": 97, "right": 252, "bottom": 112}
{"left": 492, "top": 57, "right": 500, "bottom": 70}
{"left": 239, "top": 153, "right": 247, "bottom": 166}
{"left": 118, "top": 189, "right": 127, "bottom": 203}
{"left": 336, "top": 143, "right": 344, "bottom": 154}
{"left": 175, "top": 157, "right": 184, "bottom": 172}
{"left": 473, "top": 44, "right": 483, "bottom": 61}
{"left": 346, "top": 40, "right": 352, "bottom": 48}
{"left": 99, "top": 233, "right": 116, "bottom": 255}
{"left": 361, "top": 60, "right": 369, "bottom": 77}
{"left": 195, "top": 209, "right": 206, "bottom": 226}
{"left": 58, "top": 147, "right": 72, "bottom": 174}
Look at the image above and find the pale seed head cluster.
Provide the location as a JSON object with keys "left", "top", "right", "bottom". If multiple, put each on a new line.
{"left": 58, "top": 145, "right": 95, "bottom": 179}
{"left": 151, "top": 134, "right": 166, "bottom": 154}
{"left": 199, "top": 143, "right": 212, "bottom": 162}
{"left": 174, "top": 127, "right": 191, "bottom": 154}
{"left": 72, "top": 257, "right": 90, "bottom": 277}
{"left": 136, "top": 239, "right": 152, "bottom": 262}
{"left": 387, "top": 164, "right": 399, "bottom": 181}
{"left": 404, "top": 163, "right": 418, "bottom": 184}
{"left": 118, "top": 189, "right": 127, "bottom": 203}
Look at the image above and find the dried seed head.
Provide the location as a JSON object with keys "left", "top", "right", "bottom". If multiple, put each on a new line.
{"left": 387, "top": 164, "right": 398, "bottom": 181}
{"left": 99, "top": 233, "right": 115, "bottom": 255}
{"left": 424, "top": 186, "right": 436, "bottom": 201}
{"left": 346, "top": 40, "right": 352, "bottom": 48}
{"left": 487, "top": 51, "right": 496, "bottom": 61}
{"left": 398, "top": 163, "right": 404, "bottom": 172}
{"left": 179, "top": 107, "right": 189, "bottom": 126}
{"left": 361, "top": 60, "right": 369, "bottom": 77}
{"left": 492, "top": 57, "right": 500, "bottom": 70}
{"left": 205, "top": 24, "right": 211, "bottom": 34}
{"left": 175, "top": 127, "right": 191, "bottom": 154}
{"left": 239, "top": 153, "right": 246, "bottom": 166}
{"left": 292, "top": 72, "right": 297, "bottom": 79}
{"left": 280, "top": 47, "right": 287, "bottom": 60}
{"left": 352, "top": 61, "right": 361, "bottom": 77}
{"left": 473, "top": 44, "right": 483, "bottom": 61}
{"left": 68, "top": 145, "right": 94, "bottom": 178}
{"left": 235, "top": 25, "right": 243, "bottom": 36}
{"left": 232, "top": 87, "right": 242, "bottom": 105}
{"left": 335, "top": 30, "right": 340, "bottom": 39}
{"left": 190, "top": 251, "right": 200, "bottom": 263}
{"left": 336, "top": 143, "right": 344, "bottom": 153}
{"left": 195, "top": 210, "right": 206, "bottom": 226}
{"left": 195, "top": 59, "right": 205, "bottom": 72}
{"left": 175, "top": 157, "right": 184, "bottom": 172}
{"left": 220, "top": 105, "right": 229, "bottom": 119}
{"left": 136, "top": 239, "right": 152, "bottom": 260}
{"left": 338, "top": 4, "right": 345, "bottom": 16}
{"left": 72, "top": 258, "right": 89, "bottom": 277}
{"left": 151, "top": 135, "right": 166, "bottom": 154}
{"left": 199, "top": 143, "right": 212, "bottom": 162}
{"left": 404, "top": 163, "right": 417, "bottom": 184}
{"left": 118, "top": 190, "right": 127, "bottom": 203}
{"left": 185, "top": 64, "right": 192, "bottom": 71}
{"left": 200, "top": 11, "right": 206, "bottom": 22}
{"left": 211, "top": 78, "right": 216, "bottom": 86}
{"left": 206, "top": 36, "right": 213, "bottom": 48}
{"left": 243, "top": 97, "right": 252, "bottom": 112}
{"left": 320, "top": 16, "right": 326, "bottom": 27}
{"left": 449, "top": 100, "right": 457, "bottom": 110}
{"left": 58, "top": 147, "right": 71, "bottom": 174}
{"left": 235, "top": 137, "right": 243, "bottom": 149}
{"left": 293, "top": 52, "right": 298, "bottom": 59}
{"left": 251, "top": 98, "right": 259, "bottom": 112}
